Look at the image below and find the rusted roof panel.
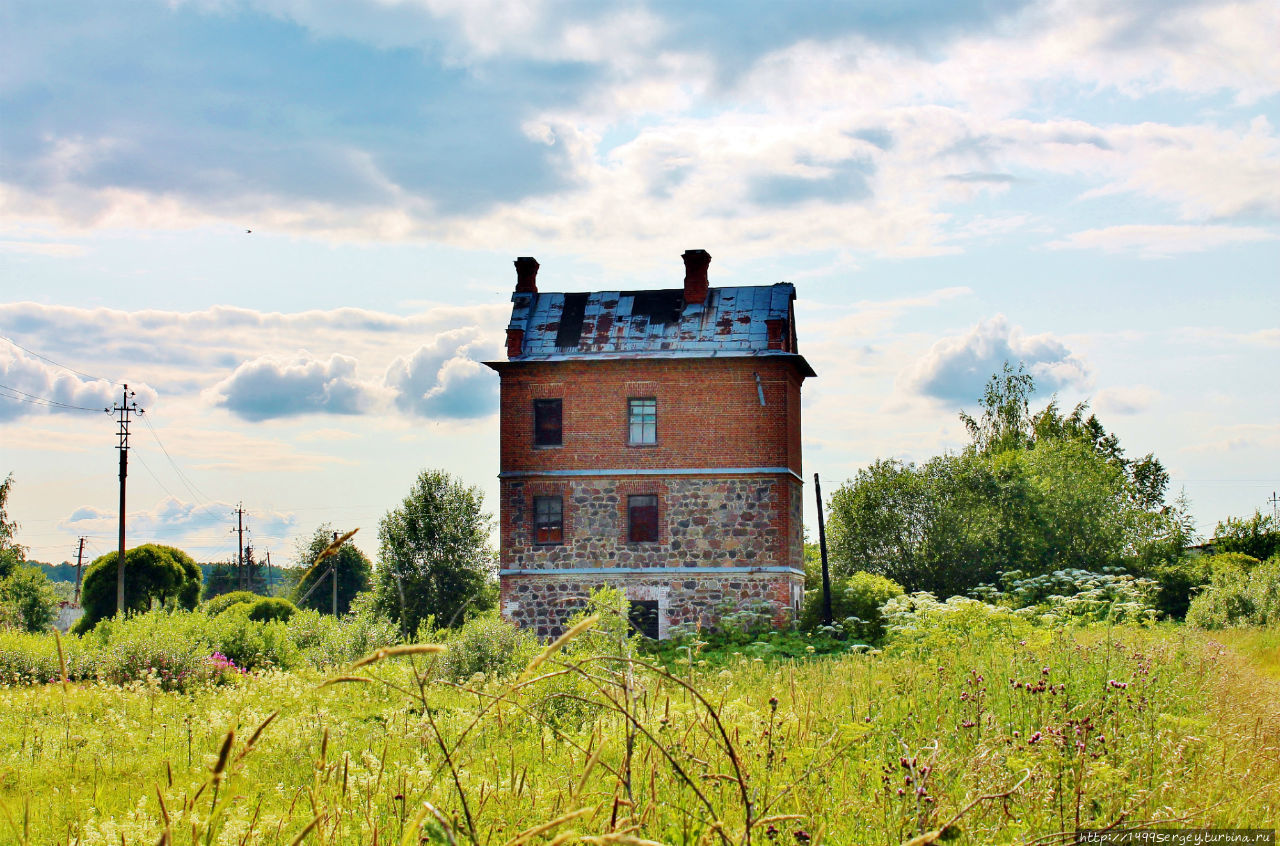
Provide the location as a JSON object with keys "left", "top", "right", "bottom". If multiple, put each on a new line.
{"left": 510, "top": 283, "right": 797, "bottom": 359}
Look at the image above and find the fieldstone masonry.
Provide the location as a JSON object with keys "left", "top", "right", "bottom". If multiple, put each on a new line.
{"left": 500, "top": 570, "right": 802, "bottom": 640}
{"left": 499, "top": 474, "right": 805, "bottom": 637}
{"left": 502, "top": 476, "right": 800, "bottom": 569}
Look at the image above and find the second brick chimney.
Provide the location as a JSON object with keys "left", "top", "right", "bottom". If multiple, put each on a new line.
{"left": 682, "top": 249, "right": 711, "bottom": 305}
{"left": 514, "top": 256, "right": 540, "bottom": 294}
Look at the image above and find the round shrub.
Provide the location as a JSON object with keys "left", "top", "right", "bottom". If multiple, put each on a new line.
{"left": 1187, "top": 559, "right": 1280, "bottom": 629}
{"left": 204, "top": 591, "right": 262, "bottom": 616}
{"left": 801, "top": 571, "right": 904, "bottom": 642}
{"left": 1206, "top": 552, "right": 1262, "bottom": 574}
{"left": 75, "top": 544, "right": 202, "bottom": 633}
{"left": 247, "top": 597, "right": 297, "bottom": 623}
{"left": 436, "top": 611, "right": 539, "bottom": 684}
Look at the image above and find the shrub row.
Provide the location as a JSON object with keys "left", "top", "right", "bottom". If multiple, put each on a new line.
{"left": 0, "top": 598, "right": 399, "bottom": 690}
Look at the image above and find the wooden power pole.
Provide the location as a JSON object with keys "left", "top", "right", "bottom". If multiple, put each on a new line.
{"left": 814, "top": 473, "right": 833, "bottom": 626}
{"left": 108, "top": 385, "right": 143, "bottom": 616}
{"left": 73, "top": 536, "right": 86, "bottom": 605}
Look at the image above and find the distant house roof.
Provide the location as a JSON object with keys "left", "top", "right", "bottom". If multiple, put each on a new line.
{"left": 491, "top": 283, "right": 815, "bottom": 376}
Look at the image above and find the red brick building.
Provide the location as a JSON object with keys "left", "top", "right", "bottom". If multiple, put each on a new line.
{"left": 484, "top": 251, "right": 815, "bottom": 638}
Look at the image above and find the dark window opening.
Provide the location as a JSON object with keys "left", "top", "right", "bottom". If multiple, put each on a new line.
{"left": 533, "top": 399, "right": 562, "bottom": 446}
{"left": 555, "top": 293, "right": 589, "bottom": 348}
{"left": 629, "top": 600, "right": 660, "bottom": 639}
{"left": 628, "top": 494, "right": 659, "bottom": 543}
{"left": 628, "top": 397, "right": 657, "bottom": 445}
{"left": 534, "top": 496, "right": 563, "bottom": 545}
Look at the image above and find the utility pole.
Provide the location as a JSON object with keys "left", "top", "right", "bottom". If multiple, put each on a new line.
{"left": 1269, "top": 491, "right": 1279, "bottom": 521}
{"left": 814, "top": 473, "right": 833, "bottom": 627}
{"left": 73, "top": 537, "right": 86, "bottom": 605}
{"left": 264, "top": 549, "right": 273, "bottom": 596}
{"left": 233, "top": 503, "right": 246, "bottom": 590}
{"left": 331, "top": 531, "right": 339, "bottom": 617}
{"left": 108, "top": 385, "right": 143, "bottom": 616}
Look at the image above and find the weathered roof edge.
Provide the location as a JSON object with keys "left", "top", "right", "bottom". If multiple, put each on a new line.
{"left": 483, "top": 348, "right": 817, "bottom": 378}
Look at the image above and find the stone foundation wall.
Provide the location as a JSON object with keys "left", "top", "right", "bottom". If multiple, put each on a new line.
{"left": 500, "top": 569, "right": 804, "bottom": 639}
{"left": 501, "top": 474, "right": 802, "bottom": 572}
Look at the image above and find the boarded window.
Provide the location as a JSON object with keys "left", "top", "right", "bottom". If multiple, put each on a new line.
{"left": 628, "top": 494, "right": 659, "bottom": 543}
{"left": 533, "top": 399, "right": 562, "bottom": 446}
{"left": 628, "top": 599, "right": 660, "bottom": 639}
{"left": 534, "top": 496, "right": 563, "bottom": 545}
{"left": 628, "top": 397, "right": 657, "bottom": 445}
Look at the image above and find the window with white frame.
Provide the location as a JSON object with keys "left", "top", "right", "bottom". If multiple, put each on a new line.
{"left": 628, "top": 397, "right": 656, "bottom": 445}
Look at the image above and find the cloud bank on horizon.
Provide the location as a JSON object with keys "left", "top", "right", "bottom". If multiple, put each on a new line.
{"left": 0, "top": 0, "right": 1276, "bottom": 561}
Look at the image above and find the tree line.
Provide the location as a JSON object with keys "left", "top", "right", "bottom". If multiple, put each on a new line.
{"left": 819, "top": 362, "right": 1279, "bottom": 619}
{"left": 1, "top": 468, "right": 494, "bottom": 635}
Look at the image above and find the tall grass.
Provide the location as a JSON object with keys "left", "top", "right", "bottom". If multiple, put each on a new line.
{"left": 0, "top": 603, "right": 1276, "bottom": 843}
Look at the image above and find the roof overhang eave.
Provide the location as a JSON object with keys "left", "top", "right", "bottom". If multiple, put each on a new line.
{"left": 483, "top": 350, "right": 816, "bottom": 378}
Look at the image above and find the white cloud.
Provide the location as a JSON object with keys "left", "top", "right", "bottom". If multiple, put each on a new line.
{"left": 0, "top": 239, "right": 87, "bottom": 257}
{"left": 1094, "top": 385, "right": 1160, "bottom": 415}
{"left": 59, "top": 496, "right": 297, "bottom": 560}
{"left": 904, "top": 314, "right": 1091, "bottom": 403}
{"left": 210, "top": 353, "right": 378, "bottom": 421}
{"left": 1048, "top": 224, "right": 1279, "bottom": 258}
{"left": 1181, "top": 423, "right": 1280, "bottom": 456}
{"left": 0, "top": 338, "right": 156, "bottom": 421}
{"left": 384, "top": 327, "right": 501, "bottom": 419}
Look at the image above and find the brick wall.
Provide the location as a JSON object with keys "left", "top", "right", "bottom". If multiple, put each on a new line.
{"left": 496, "top": 357, "right": 805, "bottom": 474}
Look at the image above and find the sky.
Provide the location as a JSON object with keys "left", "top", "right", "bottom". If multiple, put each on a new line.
{"left": 1, "top": 0, "right": 1277, "bottom": 568}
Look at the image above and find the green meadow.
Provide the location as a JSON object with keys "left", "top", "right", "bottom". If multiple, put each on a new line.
{"left": 1, "top": 608, "right": 1277, "bottom": 845}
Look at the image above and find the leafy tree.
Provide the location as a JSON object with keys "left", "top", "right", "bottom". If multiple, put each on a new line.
{"left": 826, "top": 365, "right": 1191, "bottom": 597}
{"left": 960, "top": 361, "right": 1035, "bottom": 453}
{"left": 203, "top": 562, "right": 243, "bottom": 599}
{"left": 376, "top": 469, "right": 495, "bottom": 636}
{"left": 0, "top": 565, "right": 60, "bottom": 632}
{"left": 1212, "top": 510, "right": 1279, "bottom": 562}
{"left": 74, "top": 544, "right": 202, "bottom": 632}
{"left": 0, "top": 473, "right": 25, "bottom": 580}
{"left": 291, "top": 524, "right": 373, "bottom": 615}
{"left": 827, "top": 458, "right": 933, "bottom": 588}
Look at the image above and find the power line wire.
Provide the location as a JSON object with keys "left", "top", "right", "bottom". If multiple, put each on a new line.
{"left": 0, "top": 333, "right": 119, "bottom": 385}
{"left": 141, "top": 413, "right": 212, "bottom": 504}
{"left": 133, "top": 450, "right": 180, "bottom": 502}
{"left": 0, "top": 383, "right": 105, "bottom": 413}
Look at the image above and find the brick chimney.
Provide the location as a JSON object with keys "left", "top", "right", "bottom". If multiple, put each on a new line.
{"left": 682, "top": 249, "right": 710, "bottom": 305}
{"left": 514, "top": 256, "right": 539, "bottom": 294}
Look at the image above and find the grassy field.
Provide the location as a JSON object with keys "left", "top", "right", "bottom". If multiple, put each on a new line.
{"left": 0, "top": 621, "right": 1277, "bottom": 845}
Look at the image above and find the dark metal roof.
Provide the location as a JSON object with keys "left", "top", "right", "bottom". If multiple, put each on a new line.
{"left": 493, "top": 283, "right": 813, "bottom": 376}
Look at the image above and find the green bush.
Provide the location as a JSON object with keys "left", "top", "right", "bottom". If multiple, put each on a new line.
{"left": 291, "top": 593, "right": 399, "bottom": 667}
{"left": 881, "top": 592, "right": 1036, "bottom": 653}
{"left": 247, "top": 596, "right": 297, "bottom": 623}
{"left": 434, "top": 610, "right": 539, "bottom": 684}
{"left": 800, "top": 571, "right": 904, "bottom": 642}
{"left": 0, "top": 564, "right": 60, "bottom": 632}
{"left": 0, "top": 599, "right": 402, "bottom": 689}
{"left": 75, "top": 544, "right": 202, "bottom": 633}
{"left": 204, "top": 590, "right": 263, "bottom": 616}
{"left": 89, "top": 612, "right": 217, "bottom": 688}
{"left": 1206, "top": 552, "right": 1261, "bottom": 574}
{"left": 1187, "top": 558, "right": 1280, "bottom": 629}
{"left": 1149, "top": 558, "right": 1212, "bottom": 620}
